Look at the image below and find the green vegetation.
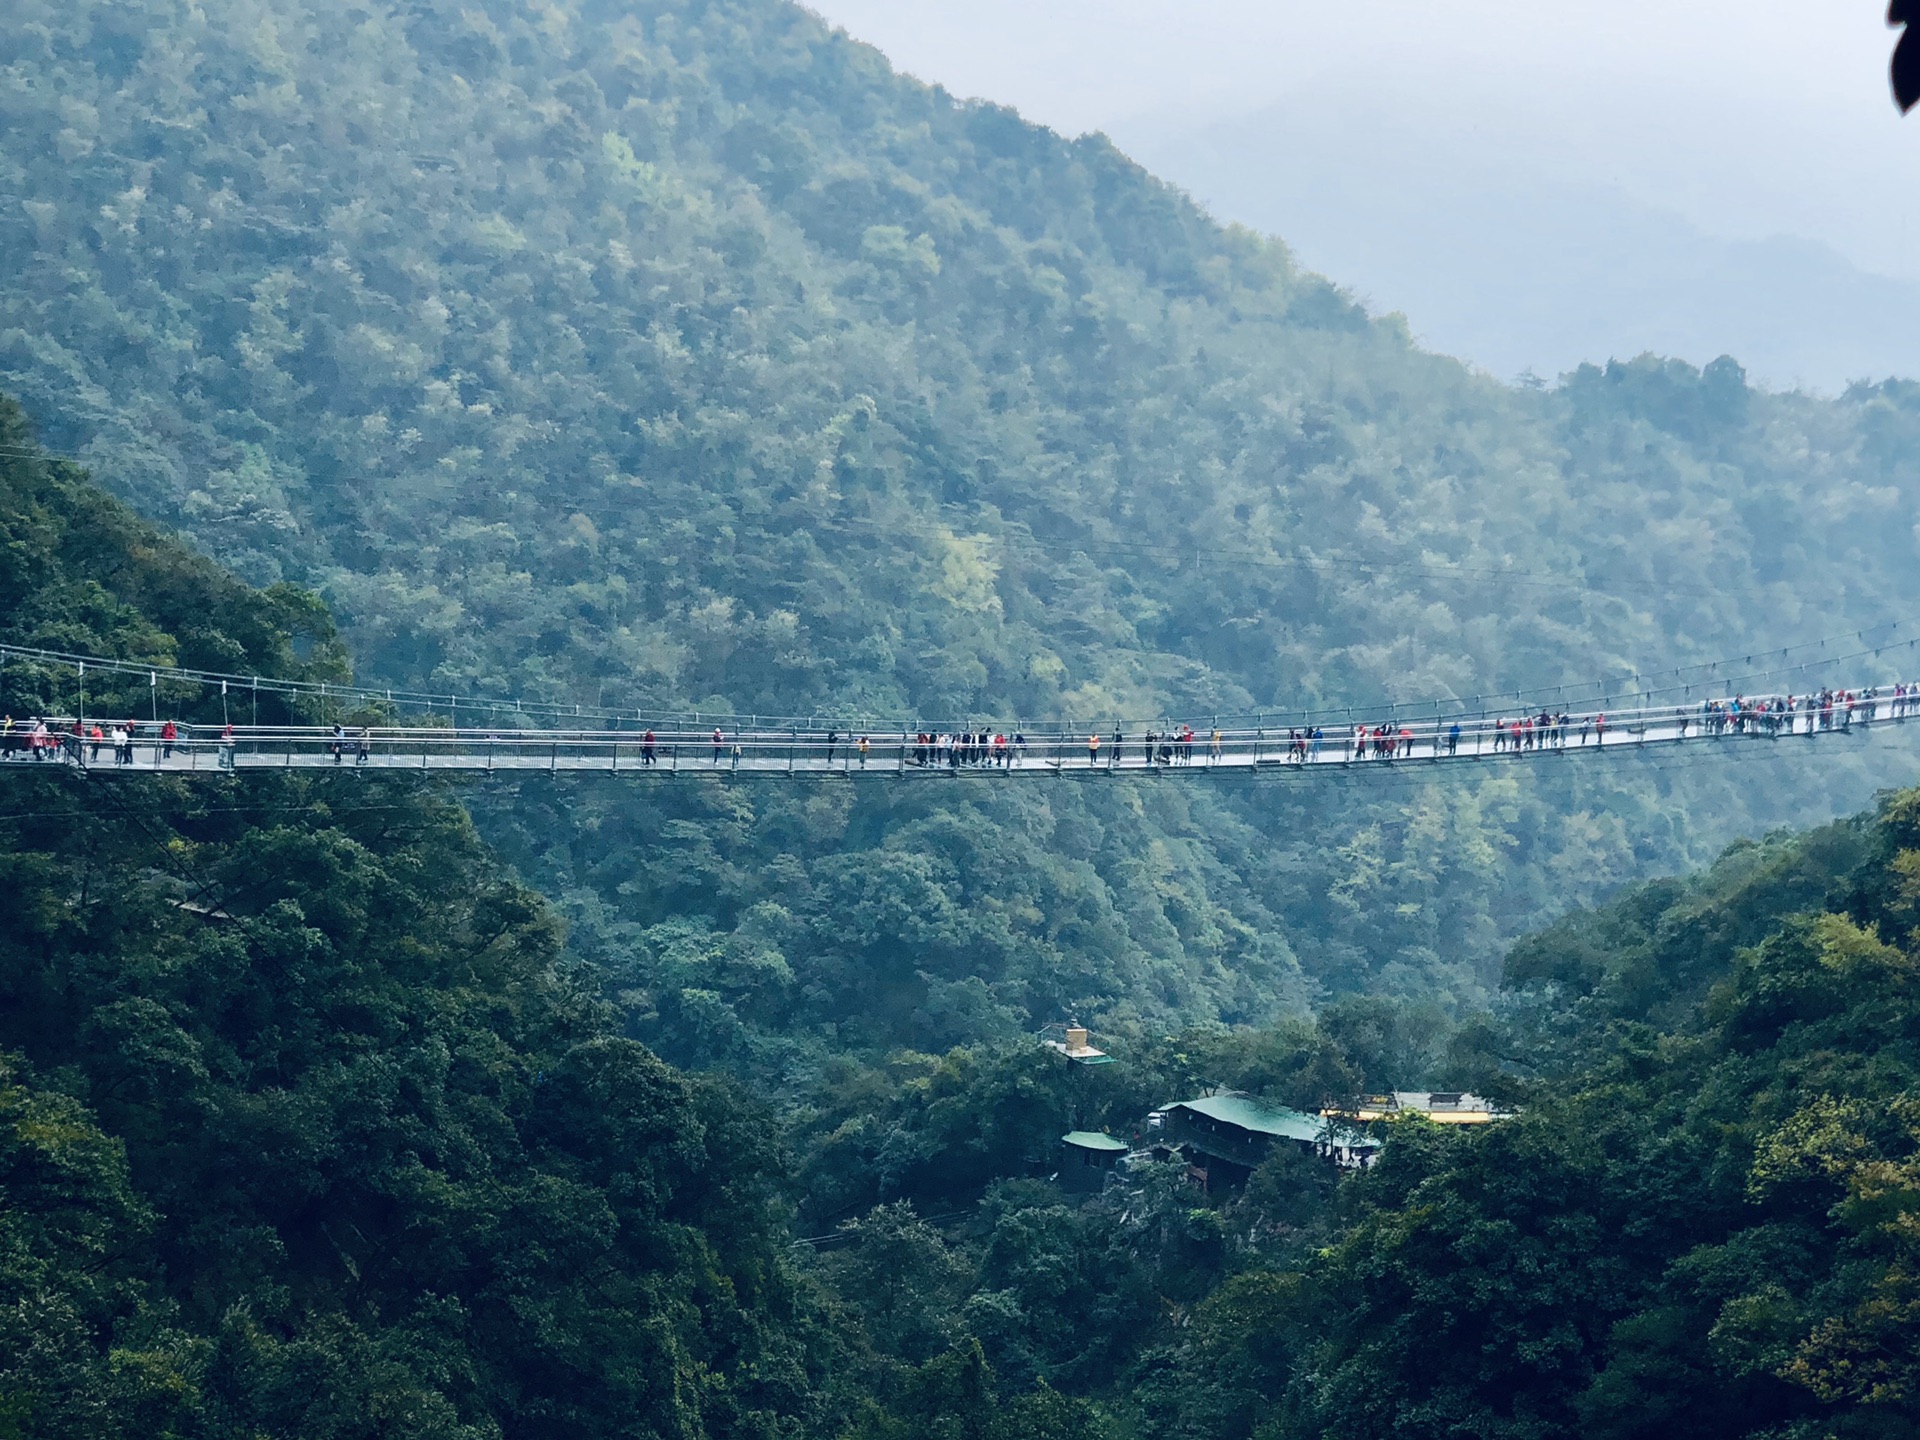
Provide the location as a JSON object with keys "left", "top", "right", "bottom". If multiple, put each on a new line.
{"left": 0, "top": 408, "right": 856, "bottom": 1437}
{"left": 1136, "top": 794, "right": 1920, "bottom": 1440}
{"left": 767, "top": 793, "right": 1920, "bottom": 1440}
{"left": 6, "top": 1, "right": 1920, "bottom": 1434}
{"left": 4, "top": 0, "right": 1920, "bottom": 1074}
{"left": 5, "top": 398, "right": 1920, "bottom": 1436}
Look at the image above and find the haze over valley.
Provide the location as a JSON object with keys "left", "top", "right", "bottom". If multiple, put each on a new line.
{"left": 810, "top": 0, "right": 1920, "bottom": 389}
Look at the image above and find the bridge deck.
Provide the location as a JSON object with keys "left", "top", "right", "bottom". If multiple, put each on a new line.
{"left": 3, "top": 702, "right": 1905, "bottom": 779}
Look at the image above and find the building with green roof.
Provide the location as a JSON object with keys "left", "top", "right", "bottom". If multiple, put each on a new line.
{"left": 1157, "top": 1092, "right": 1381, "bottom": 1191}
{"left": 1059, "top": 1130, "right": 1131, "bottom": 1193}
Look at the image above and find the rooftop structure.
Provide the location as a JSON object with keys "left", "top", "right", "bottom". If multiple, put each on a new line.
{"left": 1058, "top": 1130, "right": 1130, "bottom": 1194}
{"left": 1169, "top": 1093, "right": 1328, "bottom": 1144}
{"left": 1061, "top": 1130, "right": 1131, "bottom": 1153}
{"left": 1322, "top": 1091, "right": 1511, "bottom": 1125}
{"left": 1041, "top": 1023, "right": 1117, "bottom": 1066}
{"left": 1156, "top": 1091, "right": 1380, "bottom": 1190}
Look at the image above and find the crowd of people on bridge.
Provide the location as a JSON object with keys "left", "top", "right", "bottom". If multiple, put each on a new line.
{"left": 0, "top": 715, "right": 234, "bottom": 766}
{"left": 1490, "top": 713, "right": 1593, "bottom": 752}
{"left": 1692, "top": 686, "right": 1903, "bottom": 736}
{"left": 900, "top": 726, "right": 1241, "bottom": 769}
{"left": 887, "top": 725, "right": 1238, "bottom": 768}
{"left": 911, "top": 731, "right": 1027, "bottom": 768}
{"left": 755, "top": 687, "right": 1920, "bottom": 772}
{"left": 1, "top": 715, "right": 150, "bottom": 765}
{"left": 1264, "top": 683, "right": 1920, "bottom": 764}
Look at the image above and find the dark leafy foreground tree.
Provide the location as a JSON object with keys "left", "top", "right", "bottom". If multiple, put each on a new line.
{"left": 0, "top": 404, "right": 865, "bottom": 1437}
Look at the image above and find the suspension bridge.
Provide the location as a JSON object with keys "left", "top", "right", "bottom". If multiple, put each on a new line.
{"left": 0, "top": 638, "right": 1913, "bottom": 781}
{"left": 0, "top": 695, "right": 1909, "bottom": 779}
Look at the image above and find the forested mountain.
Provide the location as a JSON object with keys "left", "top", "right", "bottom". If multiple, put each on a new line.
{"left": 8, "top": 3, "right": 1920, "bottom": 1435}
{"left": 0, "top": 401, "right": 840, "bottom": 1437}
{"left": 763, "top": 786, "right": 1920, "bottom": 1440}
{"left": 6, "top": 0, "right": 1920, "bottom": 1070}
{"left": 1137, "top": 790, "right": 1920, "bottom": 1440}
{"left": 0, "top": 403, "right": 1115, "bottom": 1440}
{"left": 8, "top": 391, "right": 1918, "bottom": 1436}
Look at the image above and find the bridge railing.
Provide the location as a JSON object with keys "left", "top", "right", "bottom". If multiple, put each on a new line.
{"left": 0, "top": 688, "right": 1901, "bottom": 774}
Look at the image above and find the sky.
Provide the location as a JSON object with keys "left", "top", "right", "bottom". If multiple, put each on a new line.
{"left": 803, "top": 1, "right": 1920, "bottom": 280}
{"left": 802, "top": 2, "right": 1920, "bottom": 387}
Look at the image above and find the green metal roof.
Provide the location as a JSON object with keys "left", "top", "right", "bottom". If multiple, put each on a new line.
{"left": 1169, "top": 1094, "right": 1327, "bottom": 1145}
{"left": 1061, "top": 1130, "right": 1130, "bottom": 1153}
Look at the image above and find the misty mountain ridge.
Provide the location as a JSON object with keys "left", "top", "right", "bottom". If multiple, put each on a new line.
{"left": 1113, "top": 97, "right": 1920, "bottom": 392}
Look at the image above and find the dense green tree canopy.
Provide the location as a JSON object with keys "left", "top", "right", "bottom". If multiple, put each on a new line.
{"left": 4, "top": 0, "right": 1920, "bottom": 1065}
{"left": 7, "top": 395, "right": 1920, "bottom": 1437}
{"left": 1115, "top": 794, "right": 1920, "bottom": 1440}
{"left": 7, "top": 3, "right": 1920, "bottom": 1429}
{"left": 0, "top": 414, "right": 849, "bottom": 1440}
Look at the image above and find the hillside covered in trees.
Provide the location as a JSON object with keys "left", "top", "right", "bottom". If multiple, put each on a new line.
{"left": 4, "top": 389, "right": 1919, "bottom": 1436}
{"left": 0, "top": 397, "right": 862, "bottom": 1436}
{"left": 4, "top": 0, "right": 1920, "bottom": 1075}
{"left": 774, "top": 781, "right": 1920, "bottom": 1440}
{"left": 7, "top": 5, "right": 1920, "bottom": 1432}
{"left": 0, "top": 397, "right": 1129, "bottom": 1440}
